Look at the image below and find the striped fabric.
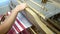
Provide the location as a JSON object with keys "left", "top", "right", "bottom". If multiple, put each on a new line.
{"left": 0, "top": 11, "right": 32, "bottom": 34}
{"left": 7, "top": 11, "right": 32, "bottom": 34}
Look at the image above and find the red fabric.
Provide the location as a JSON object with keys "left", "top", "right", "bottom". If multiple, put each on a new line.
{"left": 22, "top": 29, "right": 30, "bottom": 34}
{"left": 16, "top": 18, "right": 25, "bottom": 29}
{"left": 7, "top": 12, "right": 30, "bottom": 34}
{"left": 0, "top": 11, "right": 31, "bottom": 34}
{"left": 7, "top": 28, "right": 16, "bottom": 34}
{"left": 13, "top": 24, "right": 21, "bottom": 32}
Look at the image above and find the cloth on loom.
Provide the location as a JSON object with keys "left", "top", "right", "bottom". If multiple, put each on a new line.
{"left": 0, "top": 11, "right": 32, "bottom": 34}
{"left": 20, "top": 29, "right": 31, "bottom": 34}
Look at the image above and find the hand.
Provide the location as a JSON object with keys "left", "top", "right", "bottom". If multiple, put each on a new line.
{"left": 14, "top": 3, "right": 27, "bottom": 12}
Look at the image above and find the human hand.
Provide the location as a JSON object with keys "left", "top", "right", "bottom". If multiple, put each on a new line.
{"left": 14, "top": 3, "right": 27, "bottom": 12}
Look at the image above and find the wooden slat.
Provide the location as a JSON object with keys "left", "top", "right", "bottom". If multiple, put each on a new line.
{"left": 29, "top": 27, "right": 37, "bottom": 34}
{"left": 16, "top": 0, "right": 54, "bottom": 34}
{"left": 25, "top": 7, "right": 54, "bottom": 34}
{"left": 26, "top": 2, "right": 60, "bottom": 34}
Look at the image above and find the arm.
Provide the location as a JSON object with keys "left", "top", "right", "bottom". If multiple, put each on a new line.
{"left": 0, "top": 3, "right": 26, "bottom": 34}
